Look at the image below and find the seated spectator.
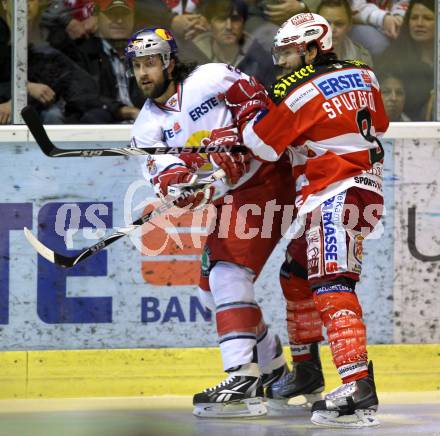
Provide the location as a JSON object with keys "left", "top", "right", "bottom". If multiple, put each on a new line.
{"left": 157, "top": 0, "right": 212, "bottom": 64}
{"left": 194, "top": 0, "right": 276, "bottom": 86}
{"left": 349, "top": 0, "right": 408, "bottom": 55}
{"left": 244, "top": 0, "right": 317, "bottom": 52}
{"left": 260, "top": 0, "right": 310, "bottom": 25}
{"left": 165, "top": 0, "right": 209, "bottom": 41}
{"left": 42, "top": 0, "right": 174, "bottom": 56}
{"left": 134, "top": 0, "right": 177, "bottom": 29}
{"left": 0, "top": 12, "right": 10, "bottom": 124}
{"left": 73, "top": 0, "right": 144, "bottom": 122}
{"left": 0, "top": 0, "right": 103, "bottom": 124}
{"left": 41, "top": 0, "right": 97, "bottom": 50}
{"left": 378, "top": 70, "right": 410, "bottom": 121}
{"left": 375, "top": 0, "right": 434, "bottom": 120}
{"left": 317, "top": 0, "right": 373, "bottom": 65}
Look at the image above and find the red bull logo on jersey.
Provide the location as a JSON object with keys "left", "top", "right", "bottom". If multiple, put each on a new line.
{"left": 314, "top": 68, "right": 372, "bottom": 99}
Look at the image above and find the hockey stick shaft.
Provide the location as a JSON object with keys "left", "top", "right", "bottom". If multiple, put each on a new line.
{"left": 21, "top": 105, "right": 248, "bottom": 157}
{"left": 24, "top": 169, "right": 225, "bottom": 268}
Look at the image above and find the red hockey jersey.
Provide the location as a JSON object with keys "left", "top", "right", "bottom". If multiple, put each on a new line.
{"left": 241, "top": 59, "right": 389, "bottom": 214}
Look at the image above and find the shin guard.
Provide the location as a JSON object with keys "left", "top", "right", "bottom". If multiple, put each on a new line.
{"left": 280, "top": 262, "right": 323, "bottom": 362}
{"left": 313, "top": 281, "right": 368, "bottom": 382}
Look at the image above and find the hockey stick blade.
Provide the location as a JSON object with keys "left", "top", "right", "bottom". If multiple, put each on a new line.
{"left": 23, "top": 169, "right": 226, "bottom": 268}
{"left": 22, "top": 106, "right": 247, "bottom": 157}
{"left": 24, "top": 226, "right": 136, "bottom": 268}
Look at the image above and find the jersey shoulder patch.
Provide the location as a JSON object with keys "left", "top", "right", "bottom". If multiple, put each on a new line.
{"left": 269, "top": 64, "right": 319, "bottom": 103}
{"left": 342, "top": 59, "right": 372, "bottom": 70}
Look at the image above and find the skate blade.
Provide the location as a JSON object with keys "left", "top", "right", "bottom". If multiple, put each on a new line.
{"left": 311, "top": 409, "right": 380, "bottom": 428}
{"left": 193, "top": 397, "right": 267, "bottom": 419}
{"left": 266, "top": 392, "right": 323, "bottom": 414}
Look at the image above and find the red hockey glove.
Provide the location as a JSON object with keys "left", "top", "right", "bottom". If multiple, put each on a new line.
{"left": 178, "top": 153, "right": 209, "bottom": 171}
{"left": 223, "top": 77, "right": 269, "bottom": 131}
{"left": 207, "top": 126, "right": 251, "bottom": 185}
{"left": 152, "top": 166, "right": 214, "bottom": 210}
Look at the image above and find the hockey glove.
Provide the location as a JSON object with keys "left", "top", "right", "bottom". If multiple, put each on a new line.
{"left": 178, "top": 152, "right": 209, "bottom": 172}
{"left": 208, "top": 126, "right": 251, "bottom": 185}
{"left": 223, "top": 77, "right": 269, "bottom": 131}
{"left": 152, "top": 166, "right": 214, "bottom": 211}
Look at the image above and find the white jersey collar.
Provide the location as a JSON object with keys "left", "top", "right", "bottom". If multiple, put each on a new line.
{"left": 155, "top": 82, "right": 183, "bottom": 112}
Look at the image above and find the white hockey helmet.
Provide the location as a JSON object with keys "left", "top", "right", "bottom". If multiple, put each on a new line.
{"left": 272, "top": 13, "right": 333, "bottom": 65}
{"left": 125, "top": 27, "right": 178, "bottom": 70}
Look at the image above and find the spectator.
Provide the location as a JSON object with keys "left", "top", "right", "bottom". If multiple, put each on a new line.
{"left": 134, "top": 0, "right": 207, "bottom": 64}
{"left": 0, "top": 14, "right": 10, "bottom": 124}
{"left": 48, "top": 0, "right": 144, "bottom": 124}
{"left": 378, "top": 70, "right": 411, "bottom": 121}
{"left": 194, "top": 0, "right": 276, "bottom": 86}
{"left": 59, "top": 0, "right": 145, "bottom": 123}
{"left": 157, "top": 0, "right": 212, "bottom": 64}
{"left": 318, "top": 0, "right": 372, "bottom": 65}
{"left": 165, "top": 0, "right": 209, "bottom": 41}
{"left": 41, "top": 0, "right": 97, "bottom": 49}
{"left": 260, "top": 0, "right": 310, "bottom": 26}
{"left": 376, "top": 0, "right": 434, "bottom": 120}
{"left": 0, "top": 0, "right": 103, "bottom": 124}
{"left": 349, "top": 0, "right": 408, "bottom": 55}
{"left": 244, "top": 0, "right": 316, "bottom": 52}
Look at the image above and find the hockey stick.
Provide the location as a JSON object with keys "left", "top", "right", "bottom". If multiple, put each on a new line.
{"left": 22, "top": 106, "right": 247, "bottom": 157}
{"left": 23, "top": 169, "right": 225, "bottom": 268}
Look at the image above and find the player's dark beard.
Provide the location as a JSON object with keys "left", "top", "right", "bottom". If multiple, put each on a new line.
{"left": 144, "top": 70, "right": 172, "bottom": 99}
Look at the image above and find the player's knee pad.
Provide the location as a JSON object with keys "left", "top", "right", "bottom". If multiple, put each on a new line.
{"left": 216, "top": 302, "right": 262, "bottom": 338}
{"left": 280, "top": 261, "right": 323, "bottom": 344}
{"left": 209, "top": 261, "right": 255, "bottom": 305}
{"left": 197, "top": 287, "right": 215, "bottom": 312}
{"left": 210, "top": 261, "right": 261, "bottom": 338}
{"left": 313, "top": 279, "right": 367, "bottom": 369}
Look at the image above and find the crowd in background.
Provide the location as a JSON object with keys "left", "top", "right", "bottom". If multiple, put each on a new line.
{"left": 0, "top": 0, "right": 436, "bottom": 124}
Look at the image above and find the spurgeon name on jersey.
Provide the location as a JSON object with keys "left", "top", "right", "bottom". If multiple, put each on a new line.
{"left": 130, "top": 63, "right": 261, "bottom": 196}
{"left": 241, "top": 59, "right": 389, "bottom": 214}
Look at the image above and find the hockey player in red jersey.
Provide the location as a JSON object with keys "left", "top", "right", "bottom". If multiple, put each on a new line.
{"left": 223, "top": 12, "right": 389, "bottom": 427}
{"left": 125, "top": 27, "right": 295, "bottom": 418}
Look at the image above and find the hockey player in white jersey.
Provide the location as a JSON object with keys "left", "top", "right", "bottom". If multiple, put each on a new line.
{"left": 125, "top": 27, "right": 295, "bottom": 418}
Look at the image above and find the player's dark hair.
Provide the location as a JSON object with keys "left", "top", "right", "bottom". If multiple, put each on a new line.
{"left": 172, "top": 56, "right": 198, "bottom": 83}
{"left": 307, "top": 42, "right": 338, "bottom": 66}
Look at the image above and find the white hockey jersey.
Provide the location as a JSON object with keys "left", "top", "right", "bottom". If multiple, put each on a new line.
{"left": 130, "top": 63, "right": 262, "bottom": 197}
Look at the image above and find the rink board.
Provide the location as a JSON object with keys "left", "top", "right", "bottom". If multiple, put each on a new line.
{"left": 0, "top": 123, "right": 439, "bottom": 351}
{"left": 0, "top": 123, "right": 440, "bottom": 399}
{"left": 1, "top": 344, "right": 439, "bottom": 399}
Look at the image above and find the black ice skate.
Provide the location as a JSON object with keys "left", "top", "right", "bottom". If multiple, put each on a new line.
{"left": 266, "top": 342, "right": 324, "bottom": 412}
{"left": 261, "top": 335, "right": 289, "bottom": 389}
{"left": 311, "top": 361, "right": 379, "bottom": 428}
{"left": 192, "top": 363, "right": 266, "bottom": 418}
